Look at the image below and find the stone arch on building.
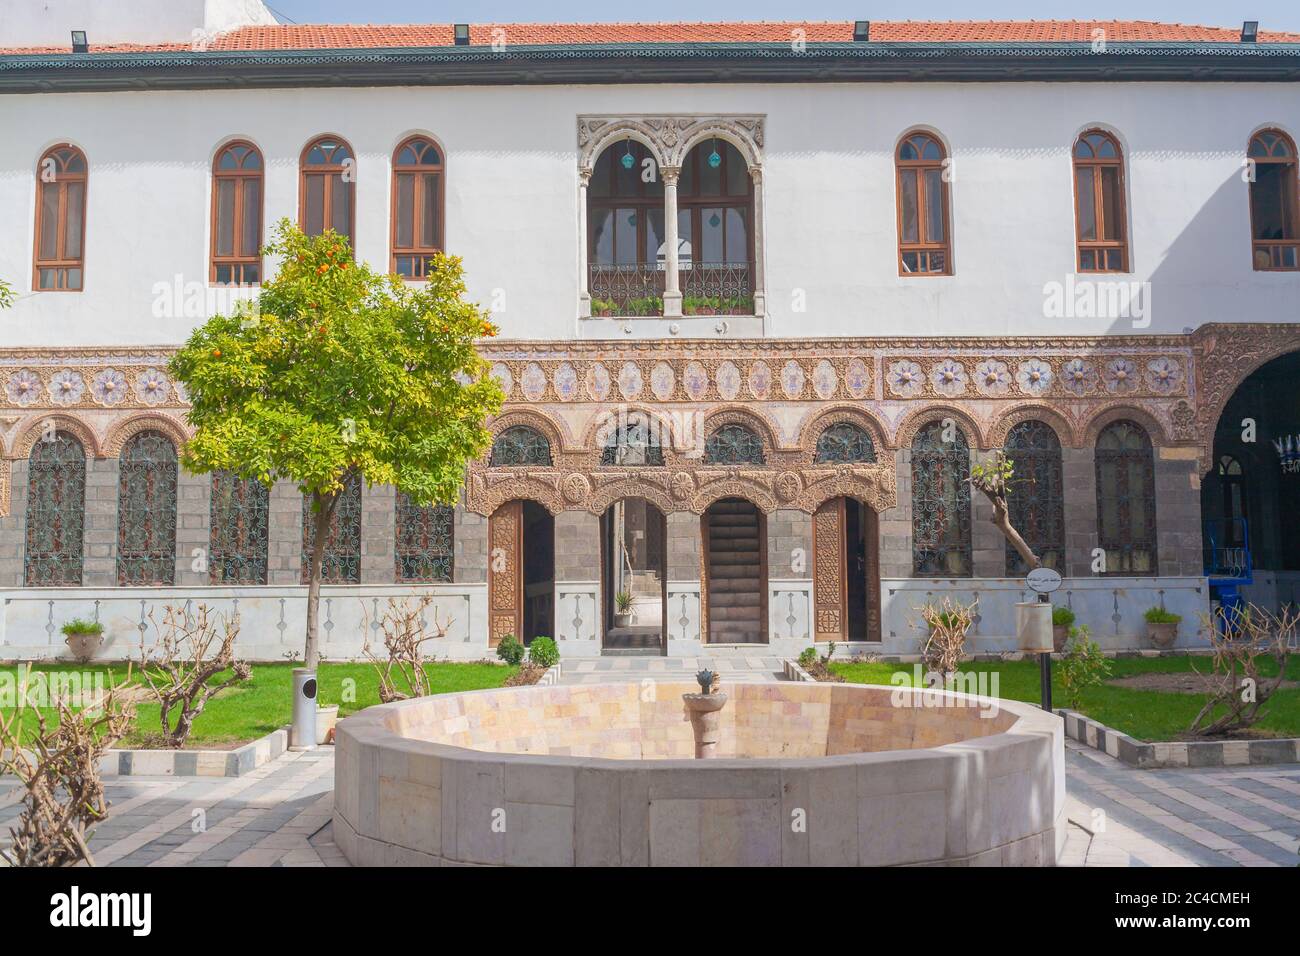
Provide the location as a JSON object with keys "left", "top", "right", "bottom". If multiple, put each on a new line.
{"left": 103, "top": 413, "right": 190, "bottom": 458}
{"left": 987, "top": 403, "right": 1079, "bottom": 449}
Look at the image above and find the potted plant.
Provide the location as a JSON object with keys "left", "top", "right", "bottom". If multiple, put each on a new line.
{"left": 1051, "top": 605, "right": 1076, "bottom": 653}
{"left": 614, "top": 590, "right": 635, "bottom": 628}
{"left": 591, "top": 297, "right": 617, "bottom": 317}
{"left": 61, "top": 618, "right": 104, "bottom": 663}
{"left": 1144, "top": 607, "right": 1182, "bottom": 648}
{"left": 316, "top": 698, "right": 340, "bottom": 745}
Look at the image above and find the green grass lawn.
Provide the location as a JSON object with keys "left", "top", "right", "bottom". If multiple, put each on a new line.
{"left": 829, "top": 654, "right": 1300, "bottom": 742}
{"left": 0, "top": 660, "right": 515, "bottom": 748}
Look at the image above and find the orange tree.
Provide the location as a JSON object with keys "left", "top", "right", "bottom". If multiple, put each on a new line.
{"left": 169, "top": 220, "right": 502, "bottom": 667}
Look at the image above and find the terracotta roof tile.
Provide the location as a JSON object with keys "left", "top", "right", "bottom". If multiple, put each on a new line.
{"left": 2, "top": 20, "right": 1298, "bottom": 56}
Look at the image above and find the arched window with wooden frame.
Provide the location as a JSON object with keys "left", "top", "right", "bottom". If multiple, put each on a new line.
{"left": 895, "top": 131, "right": 951, "bottom": 276}
{"left": 587, "top": 139, "right": 665, "bottom": 316}
{"left": 24, "top": 431, "right": 86, "bottom": 586}
{"left": 678, "top": 139, "right": 754, "bottom": 313}
{"left": 1072, "top": 130, "right": 1129, "bottom": 273}
{"left": 211, "top": 141, "right": 264, "bottom": 285}
{"left": 391, "top": 136, "right": 444, "bottom": 279}
{"left": 300, "top": 135, "right": 355, "bottom": 247}
{"left": 1094, "top": 420, "right": 1158, "bottom": 575}
{"left": 1247, "top": 128, "right": 1300, "bottom": 271}
{"left": 33, "top": 144, "right": 88, "bottom": 291}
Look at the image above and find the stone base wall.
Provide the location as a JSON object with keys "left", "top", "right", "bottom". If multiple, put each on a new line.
{"left": 333, "top": 682, "right": 1064, "bottom": 867}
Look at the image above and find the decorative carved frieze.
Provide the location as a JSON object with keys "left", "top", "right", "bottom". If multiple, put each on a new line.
{"left": 577, "top": 114, "right": 765, "bottom": 171}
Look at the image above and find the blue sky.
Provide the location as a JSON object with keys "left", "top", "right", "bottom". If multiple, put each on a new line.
{"left": 267, "top": 1, "right": 1300, "bottom": 33}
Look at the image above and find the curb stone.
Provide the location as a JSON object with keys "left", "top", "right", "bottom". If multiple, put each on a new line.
{"left": 1056, "top": 709, "right": 1300, "bottom": 768}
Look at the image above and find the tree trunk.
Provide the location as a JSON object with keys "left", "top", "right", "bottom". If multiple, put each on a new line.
{"left": 989, "top": 492, "right": 1041, "bottom": 572}
{"left": 304, "top": 490, "right": 337, "bottom": 670}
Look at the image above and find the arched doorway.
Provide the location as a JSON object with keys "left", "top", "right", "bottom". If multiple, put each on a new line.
{"left": 813, "top": 497, "right": 881, "bottom": 643}
{"left": 488, "top": 500, "right": 554, "bottom": 647}
{"left": 1201, "top": 350, "right": 1300, "bottom": 611}
{"left": 702, "top": 497, "right": 767, "bottom": 644}
{"left": 600, "top": 498, "right": 668, "bottom": 655}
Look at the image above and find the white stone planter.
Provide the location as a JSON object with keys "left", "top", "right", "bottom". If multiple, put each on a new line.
{"left": 316, "top": 705, "right": 340, "bottom": 745}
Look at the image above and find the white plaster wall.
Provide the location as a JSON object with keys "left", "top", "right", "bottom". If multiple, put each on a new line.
{"left": 0, "top": 0, "right": 276, "bottom": 47}
{"left": 1, "top": 81, "right": 1297, "bottom": 346}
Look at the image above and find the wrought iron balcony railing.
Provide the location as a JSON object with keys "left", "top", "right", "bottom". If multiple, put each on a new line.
{"left": 679, "top": 261, "right": 754, "bottom": 315}
{"left": 589, "top": 263, "right": 664, "bottom": 317}
{"left": 588, "top": 261, "right": 756, "bottom": 317}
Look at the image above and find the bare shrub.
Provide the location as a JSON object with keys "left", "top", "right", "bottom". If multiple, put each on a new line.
{"left": 361, "top": 596, "right": 454, "bottom": 703}
{"left": 917, "top": 597, "right": 976, "bottom": 680}
{"left": 0, "top": 671, "right": 136, "bottom": 867}
{"left": 505, "top": 662, "right": 547, "bottom": 686}
{"left": 139, "top": 604, "right": 251, "bottom": 748}
{"left": 1190, "top": 603, "right": 1298, "bottom": 736}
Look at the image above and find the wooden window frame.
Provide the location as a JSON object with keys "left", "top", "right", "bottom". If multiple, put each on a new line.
{"left": 210, "top": 140, "right": 264, "bottom": 286}
{"left": 32, "top": 143, "right": 88, "bottom": 292}
{"left": 587, "top": 140, "right": 665, "bottom": 268}
{"left": 895, "top": 132, "right": 953, "bottom": 277}
{"left": 677, "top": 140, "right": 755, "bottom": 271}
{"left": 1072, "top": 129, "right": 1130, "bottom": 273}
{"left": 390, "top": 135, "right": 445, "bottom": 280}
{"left": 299, "top": 134, "right": 356, "bottom": 247}
{"left": 1247, "top": 128, "right": 1300, "bottom": 272}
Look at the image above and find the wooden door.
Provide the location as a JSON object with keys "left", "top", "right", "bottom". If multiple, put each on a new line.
{"left": 813, "top": 497, "right": 847, "bottom": 642}
{"left": 488, "top": 501, "right": 523, "bottom": 647}
{"left": 863, "top": 505, "right": 881, "bottom": 644}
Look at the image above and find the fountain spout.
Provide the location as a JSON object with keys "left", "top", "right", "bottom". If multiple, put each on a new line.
{"left": 682, "top": 669, "right": 728, "bottom": 758}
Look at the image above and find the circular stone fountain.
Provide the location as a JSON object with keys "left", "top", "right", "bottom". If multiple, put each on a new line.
{"left": 332, "top": 681, "right": 1064, "bottom": 867}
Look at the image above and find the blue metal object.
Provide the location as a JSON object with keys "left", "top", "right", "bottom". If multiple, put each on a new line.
{"left": 1203, "top": 517, "right": 1252, "bottom": 628}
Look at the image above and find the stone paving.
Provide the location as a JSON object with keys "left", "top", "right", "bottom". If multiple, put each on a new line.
{"left": 3, "top": 716, "right": 1298, "bottom": 868}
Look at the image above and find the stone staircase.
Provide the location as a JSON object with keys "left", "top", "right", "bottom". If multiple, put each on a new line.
{"left": 705, "top": 500, "right": 765, "bottom": 644}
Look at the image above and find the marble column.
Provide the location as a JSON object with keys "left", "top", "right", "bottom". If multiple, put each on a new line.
{"left": 577, "top": 167, "right": 592, "bottom": 318}
{"left": 662, "top": 164, "right": 682, "bottom": 318}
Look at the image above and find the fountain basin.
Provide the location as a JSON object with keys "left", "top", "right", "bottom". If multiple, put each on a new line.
{"left": 333, "top": 681, "right": 1064, "bottom": 867}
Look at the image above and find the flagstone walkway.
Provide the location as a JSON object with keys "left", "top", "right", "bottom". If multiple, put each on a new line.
{"left": 3, "top": 724, "right": 1297, "bottom": 868}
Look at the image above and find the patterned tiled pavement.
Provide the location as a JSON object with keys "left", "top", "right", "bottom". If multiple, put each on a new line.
{"left": 3, "top": 723, "right": 1298, "bottom": 867}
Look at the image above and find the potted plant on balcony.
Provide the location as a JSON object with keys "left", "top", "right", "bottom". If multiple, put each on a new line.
{"left": 591, "top": 297, "right": 617, "bottom": 317}
{"left": 1051, "top": 605, "right": 1076, "bottom": 653}
{"left": 1144, "top": 606, "right": 1182, "bottom": 648}
{"left": 626, "top": 295, "right": 662, "bottom": 316}
{"left": 683, "top": 296, "right": 722, "bottom": 316}
{"left": 61, "top": 618, "right": 105, "bottom": 663}
{"left": 614, "top": 590, "right": 635, "bottom": 628}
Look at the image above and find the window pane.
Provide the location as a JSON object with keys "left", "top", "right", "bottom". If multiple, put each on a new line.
{"left": 700, "top": 208, "right": 723, "bottom": 262}
{"left": 241, "top": 179, "right": 260, "bottom": 259}
{"left": 1099, "top": 167, "right": 1124, "bottom": 241}
{"left": 395, "top": 173, "right": 414, "bottom": 248}
{"left": 420, "top": 173, "right": 439, "bottom": 249}
{"left": 39, "top": 182, "right": 59, "bottom": 260}
{"left": 330, "top": 176, "right": 352, "bottom": 241}
{"left": 614, "top": 208, "right": 638, "bottom": 264}
{"left": 591, "top": 209, "right": 614, "bottom": 265}
{"left": 1075, "top": 168, "right": 1096, "bottom": 241}
{"left": 924, "top": 168, "right": 945, "bottom": 242}
{"left": 646, "top": 208, "right": 664, "bottom": 262}
{"left": 1251, "top": 165, "right": 1286, "bottom": 240}
{"left": 65, "top": 268, "right": 82, "bottom": 290}
{"left": 63, "top": 183, "right": 84, "bottom": 259}
{"left": 698, "top": 149, "right": 722, "bottom": 196}
{"left": 726, "top": 152, "right": 749, "bottom": 196}
{"left": 304, "top": 176, "right": 324, "bottom": 236}
{"left": 216, "top": 179, "right": 235, "bottom": 256}
{"left": 725, "top": 208, "right": 748, "bottom": 263}
{"left": 900, "top": 171, "right": 919, "bottom": 244}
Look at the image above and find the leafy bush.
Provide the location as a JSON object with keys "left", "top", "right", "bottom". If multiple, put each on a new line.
{"left": 527, "top": 636, "right": 560, "bottom": 669}
{"left": 1051, "top": 606, "right": 1076, "bottom": 627}
{"left": 60, "top": 618, "right": 104, "bottom": 637}
{"left": 1144, "top": 607, "right": 1182, "bottom": 624}
{"left": 495, "top": 634, "right": 525, "bottom": 666}
{"left": 797, "top": 646, "right": 818, "bottom": 668}
{"left": 1059, "top": 625, "right": 1111, "bottom": 711}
